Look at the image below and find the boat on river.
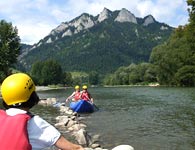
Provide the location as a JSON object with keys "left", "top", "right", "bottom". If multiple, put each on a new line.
{"left": 70, "top": 100, "right": 94, "bottom": 113}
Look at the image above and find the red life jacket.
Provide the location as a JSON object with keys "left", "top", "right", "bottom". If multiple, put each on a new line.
{"left": 0, "top": 109, "right": 32, "bottom": 150}
{"left": 74, "top": 91, "right": 80, "bottom": 100}
{"left": 81, "top": 91, "right": 90, "bottom": 101}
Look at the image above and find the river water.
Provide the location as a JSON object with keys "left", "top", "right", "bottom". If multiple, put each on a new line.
{"left": 1, "top": 86, "right": 195, "bottom": 150}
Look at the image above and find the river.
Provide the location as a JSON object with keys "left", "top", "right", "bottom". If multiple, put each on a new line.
{"left": 1, "top": 86, "right": 195, "bottom": 150}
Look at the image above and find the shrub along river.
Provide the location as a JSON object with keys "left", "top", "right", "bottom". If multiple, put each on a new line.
{"left": 1, "top": 86, "right": 195, "bottom": 150}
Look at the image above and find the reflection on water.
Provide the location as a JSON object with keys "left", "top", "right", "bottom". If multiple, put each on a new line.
{"left": 1, "top": 87, "right": 195, "bottom": 150}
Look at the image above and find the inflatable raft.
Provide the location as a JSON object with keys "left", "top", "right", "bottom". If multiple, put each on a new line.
{"left": 70, "top": 100, "right": 94, "bottom": 113}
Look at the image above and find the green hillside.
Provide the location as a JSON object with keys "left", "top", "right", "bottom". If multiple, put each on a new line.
{"left": 18, "top": 9, "right": 173, "bottom": 74}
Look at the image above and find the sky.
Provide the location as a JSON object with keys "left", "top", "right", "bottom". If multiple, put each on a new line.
{"left": 0, "top": 0, "right": 189, "bottom": 45}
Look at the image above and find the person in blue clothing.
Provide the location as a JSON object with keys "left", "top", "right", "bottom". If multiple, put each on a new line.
{"left": 0, "top": 73, "right": 84, "bottom": 150}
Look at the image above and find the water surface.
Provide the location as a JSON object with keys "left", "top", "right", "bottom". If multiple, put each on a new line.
{"left": 84, "top": 87, "right": 195, "bottom": 150}
{"left": 2, "top": 86, "right": 195, "bottom": 150}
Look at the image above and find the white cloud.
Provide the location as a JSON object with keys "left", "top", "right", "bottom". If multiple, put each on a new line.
{"left": 0, "top": 0, "right": 189, "bottom": 45}
{"left": 16, "top": 21, "right": 54, "bottom": 44}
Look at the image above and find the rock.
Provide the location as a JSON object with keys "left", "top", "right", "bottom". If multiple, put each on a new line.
{"left": 91, "top": 134, "right": 100, "bottom": 143}
{"left": 70, "top": 14, "right": 95, "bottom": 31}
{"left": 94, "top": 148, "right": 102, "bottom": 150}
{"left": 74, "top": 129, "right": 88, "bottom": 145}
{"left": 71, "top": 124, "right": 84, "bottom": 131}
{"left": 98, "top": 8, "right": 112, "bottom": 22}
{"left": 56, "top": 116, "right": 69, "bottom": 122}
{"left": 57, "top": 116, "right": 69, "bottom": 126}
{"left": 54, "top": 122, "right": 66, "bottom": 128}
{"left": 115, "top": 8, "right": 137, "bottom": 24}
{"left": 112, "top": 145, "right": 134, "bottom": 150}
{"left": 65, "top": 109, "right": 74, "bottom": 115}
{"left": 72, "top": 112, "right": 78, "bottom": 116}
{"left": 47, "top": 98, "right": 57, "bottom": 105}
{"left": 38, "top": 98, "right": 57, "bottom": 106}
{"left": 59, "top": 106, "right": 70, "bottom": 112}
{"left": 66, "top": 119, "right": 76, "bottom": 127}
{"left": 79, "top": 123, "right": 87, "bottom": 129}
{"left": 84, "top": 148, "right": 93, "bottom": 150}
{"left": 143, "top": 15, "right": 155, "bottom": 26}
{"left": 43, "top": 97, "right": 104, "bottom": 149}
{"left": 38, "top": 100, "right": 48, "bottom": 106}
{"left": 91, "top": 143, "right": 101, "bottom": 148}
{"left": 71, "top": 116, "right": 76, "bottom": 120}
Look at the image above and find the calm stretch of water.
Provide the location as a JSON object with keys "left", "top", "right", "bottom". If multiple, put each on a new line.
{"left": 2, "top": 87, "right": 195, "bottom": 150}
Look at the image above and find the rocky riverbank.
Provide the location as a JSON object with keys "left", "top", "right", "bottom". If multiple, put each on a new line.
{"left": 38, "top": 98, "right": 134, "bottom": 150}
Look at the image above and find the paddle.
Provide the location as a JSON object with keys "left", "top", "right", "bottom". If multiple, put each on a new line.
{"left": 93, "top": 103, "right": 99, "bottom": 111}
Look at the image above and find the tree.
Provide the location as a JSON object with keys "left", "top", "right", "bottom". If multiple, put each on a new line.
{"left": 89, "top": 71, "right": 99, "bottom": 85}
{"left": 186, "top": 0, "right": 195, "bottom": 58}
{"left": 63, "top": 72, "right": 73, "bottom": 86}
{"left": 187, "top": 0, "right": 195, "bottom": 25}
{"left": 103, "top": 63, "right": 155, "bottom": 85}
{"left": 143, "top": 64, "right": 158, "bottom": 83}
{"left": 175, "top": 65, "right": 195, "bottom": 86}
{"left": 30, "top": 59, "right": 63, "bottom": 85}
{"left": 149, "top": 1, "right": 195, "bottom": 86}
{"left": 0, "top": 20, "right": 20, "bottom": 79}
{"left": 41, "top": 60, "right": 63, "bottom": 85}
{"left": 30, "top": 61, "right": 44, "bottom": 84}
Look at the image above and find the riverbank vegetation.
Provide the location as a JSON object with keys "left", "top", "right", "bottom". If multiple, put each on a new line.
{"left": 0, "top": 20, "right": 20, "bottom": 82}
{"left": 105, "top": 0, "right": 195, "bottom": 86}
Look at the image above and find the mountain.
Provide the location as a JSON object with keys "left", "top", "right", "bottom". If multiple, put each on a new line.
{"left": 18, "top": 8, "right": 174, "bottom": 74}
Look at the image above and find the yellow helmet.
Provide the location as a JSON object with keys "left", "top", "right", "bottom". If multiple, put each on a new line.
{"left": 82, "top": 85, "right": 87, "bottom": 90}
{"left": 75, "top": 85, "right": 80, "bottom": 90}
{"left": 1, "top": 73, "right": 36, "bottom": 105}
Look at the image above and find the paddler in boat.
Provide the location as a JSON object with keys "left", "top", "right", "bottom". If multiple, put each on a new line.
{"left": 66, "top": 85, "right": 81, "bottom": 102}
{"left": 80, "top": 85, "right": 94, "bottom": 103}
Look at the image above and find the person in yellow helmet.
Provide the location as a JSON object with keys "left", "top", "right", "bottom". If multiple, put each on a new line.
{"left": 80, "top": 85, "right": 94, "bottom": 103}
{"left": 0, "top": 73, "right": 84, "bottom": 150}
{"left": 66, "top": 85, "right": 81, "bottom": 102}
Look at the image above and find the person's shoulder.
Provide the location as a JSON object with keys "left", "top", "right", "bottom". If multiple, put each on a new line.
{"left": 29, "top": 115, "right": 50, "bottom": 126}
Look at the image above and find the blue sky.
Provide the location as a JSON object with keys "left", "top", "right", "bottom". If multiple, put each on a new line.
{"left": 0, "top": 0, "right": 189, "bottom": 45}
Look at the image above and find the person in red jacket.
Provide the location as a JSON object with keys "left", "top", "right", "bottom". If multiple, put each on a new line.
{"left": 80, "top": 85, "right": 94, "bottom": 103}
{"left": 66, "top": 85, "right": 81, "bottom": 102}
{"left": 0, "top": 73, "right": 84, "bottom": 150}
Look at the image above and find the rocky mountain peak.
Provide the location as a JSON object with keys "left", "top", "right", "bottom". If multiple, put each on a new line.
{"left": 98, "top": 7, "right": 112, "bottom": 22}
{"left": 49, "top": 13, "right": 95, "bottom": 40}
{"left": 70, "top": 13, "right": 95, "bottom": 30}
{"left": 115, "top": 8, "right": 137, "bottom": 24}
{"left": 143, "top": 15, "right": 155, "bottom": 26}
{"left": 50, "top": 22, "right": 69, "bottom": 35}
{"left": 34, "top": 8, "right": 171, "bottom": 48}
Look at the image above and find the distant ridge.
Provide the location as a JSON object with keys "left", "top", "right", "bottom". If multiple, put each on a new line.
{"left": 18, "top": 8, "right": 174, "bottom": 74}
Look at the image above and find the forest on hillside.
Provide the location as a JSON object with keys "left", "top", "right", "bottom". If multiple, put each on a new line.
{"left": 104, "top": 0, "right": 195, "bottom": 86}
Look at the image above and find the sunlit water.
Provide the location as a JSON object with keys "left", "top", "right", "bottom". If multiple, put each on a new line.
{"left": 1, "top": 86, "right": 195, "bottom": 150}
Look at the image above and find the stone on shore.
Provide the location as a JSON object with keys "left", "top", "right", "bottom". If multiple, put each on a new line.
{"left": 112, "top": 145, "right": 134, "bottom": 150}
{"left": 39, "top": 98, "right": 134, "bottom": 150}
{"left": 38, "top": 98, "right": 57, "bottom": 106}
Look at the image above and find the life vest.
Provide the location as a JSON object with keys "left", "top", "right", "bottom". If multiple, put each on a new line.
{"left": 0, "top": 109, "right": 32, "bottom": 150}
{"left": 81, "top": 91, "right": 90, "bottom": 101}
{"left": 74, "top": 91, "right": 80, "bottom": 100}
